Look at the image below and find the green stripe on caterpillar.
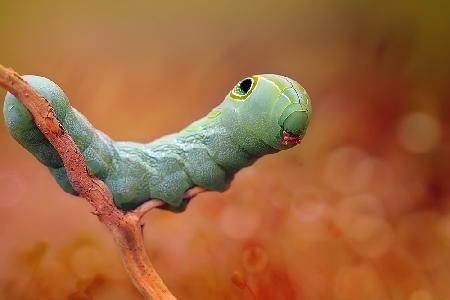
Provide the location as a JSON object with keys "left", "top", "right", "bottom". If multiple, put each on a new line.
{"left": 3, "top": 74, "right": 312, "bottom": 212}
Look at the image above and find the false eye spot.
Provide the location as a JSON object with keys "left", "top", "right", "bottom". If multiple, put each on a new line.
{"left": 230, "top": 76, "right": 258, "bottom": 101}
{"left": 239, "top": 78, "right": 252, "bottom": 94}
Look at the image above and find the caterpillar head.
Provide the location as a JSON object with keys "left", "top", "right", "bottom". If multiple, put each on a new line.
{"left": 222, "top": 74, "right": 312, "bottom": 153}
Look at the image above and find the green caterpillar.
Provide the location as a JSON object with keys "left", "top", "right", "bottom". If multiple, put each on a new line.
{"left": 3, "top": 74, "right": 311, "bottom": 212}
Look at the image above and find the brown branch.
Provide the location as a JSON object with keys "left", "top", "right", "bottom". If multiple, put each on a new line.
{"left": 0, "top": 65, "right": 177, "bottom": 300}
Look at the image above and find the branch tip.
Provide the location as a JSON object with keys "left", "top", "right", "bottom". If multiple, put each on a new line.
{"left": 0, "top": 64, "right": 176, "bottom": 300}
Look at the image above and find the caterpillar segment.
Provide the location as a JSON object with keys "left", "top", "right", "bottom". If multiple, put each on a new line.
{"left": 3, "top": 74, "right": 311, "bottom": 212}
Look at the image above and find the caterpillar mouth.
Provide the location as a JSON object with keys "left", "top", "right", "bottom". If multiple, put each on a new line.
{"left": 282, "top": 130, "right": 302, "bottom": 145}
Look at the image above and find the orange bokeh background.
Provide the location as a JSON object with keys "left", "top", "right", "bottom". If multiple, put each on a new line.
{"left": 1, "top": 1, "right": 449, "bottom": 299}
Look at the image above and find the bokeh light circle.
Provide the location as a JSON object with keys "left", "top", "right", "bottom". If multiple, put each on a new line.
{"left": 324, "top": 147, "right": 377, "bottom": 194}
{"left": 291, "top": 187, "right": 326, "bottom": 222}
{"left": 0, "top": 172, "right": 25, "bottom": 207}
{"left": 397, "top": 112, "right": 441, "bottom": 154}
{"left": 219, "top": 204, "right": 261, "bottom": 240}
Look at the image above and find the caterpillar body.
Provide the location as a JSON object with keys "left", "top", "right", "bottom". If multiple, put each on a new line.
{"left": 3, "top": 74, "right": 312, "bottom": 212}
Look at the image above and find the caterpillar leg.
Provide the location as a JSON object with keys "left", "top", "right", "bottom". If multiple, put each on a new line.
{"left": 183, "top": 187, "right": 207, "bottom": 200}
{"left": 3, "top": 75, "right": 115, "bottom": 194}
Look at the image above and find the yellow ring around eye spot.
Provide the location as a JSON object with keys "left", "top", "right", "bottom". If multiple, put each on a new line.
{"left": 230, "top": 76, "right": 259, "bottom": 101}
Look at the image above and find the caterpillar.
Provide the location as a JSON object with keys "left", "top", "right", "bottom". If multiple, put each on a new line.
{"left": 3, "top": 74, "right": 312, "bottom": 212}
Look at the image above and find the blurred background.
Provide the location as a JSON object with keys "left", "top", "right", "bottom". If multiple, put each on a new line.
{"left": 0, "top": 0, "right": 449, "bottom": 299}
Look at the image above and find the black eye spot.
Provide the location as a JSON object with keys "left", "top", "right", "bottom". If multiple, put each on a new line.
{"left": 239, "top": 78, "right": 252, "bottom": 94}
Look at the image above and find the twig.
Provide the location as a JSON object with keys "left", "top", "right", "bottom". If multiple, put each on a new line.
{"left": 0, "top": 65, "right": 177, "bottom": 300}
